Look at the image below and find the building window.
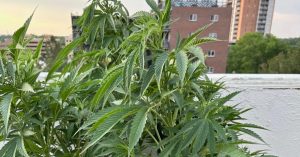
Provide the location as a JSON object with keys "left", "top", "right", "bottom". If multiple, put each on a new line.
{"left": 210, "top": 15, "right": 219, "bottom": 22}
{"left": 208, "top": 67, "right": 214, "bottom": 73}
{"left": 207, "top": 50, "right": 215, "bottom": 57}
{"left": 189, "top": 14, "right": 197, "bottom": 21}
{"left": 209, "top": 33, "right": 218, "bottom": 38}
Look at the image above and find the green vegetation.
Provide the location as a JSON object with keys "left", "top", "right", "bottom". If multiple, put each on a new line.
{"left": 0, "top": 0, "right": 274, "bottom": 156}
{"left": 227, "top": 33, "right": 300, "bottom": 73}
{"left": 260, "top": 47, "right": 300, "bottom": 73}
{"left": 43, "top": 36, "right": 65, "bottom": 70}
{"left": 227, "top": 33, "right": 287, "bottom": 73}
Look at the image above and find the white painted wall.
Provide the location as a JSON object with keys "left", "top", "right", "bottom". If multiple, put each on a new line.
{"left": 209, "top": 74, "right": 300, "bottom": 157}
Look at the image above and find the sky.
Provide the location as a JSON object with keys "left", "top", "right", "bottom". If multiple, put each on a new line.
{"left": 0, "top": 0, "right": 299, "bottom": 38}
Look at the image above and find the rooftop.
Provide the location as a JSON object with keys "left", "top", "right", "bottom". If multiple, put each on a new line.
{"left": 171, "top": 0, "right": 230, "bottom": 8}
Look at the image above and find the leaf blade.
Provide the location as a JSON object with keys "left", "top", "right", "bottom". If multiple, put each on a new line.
{"left": 0, "top": 93, "right": 13, "bottom": 134}
{"left": 176, "top": 51, "right": 188, "bottom": 85}
{"left": 128, "top": 107, "right": 149, "bottom": 153}
{"left": 154, "top": 52, "right": 168, "bottom": 91}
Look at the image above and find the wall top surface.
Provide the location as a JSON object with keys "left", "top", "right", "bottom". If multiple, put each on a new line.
{"left": 207, "top": 74, "right": 300, "bottom": 89}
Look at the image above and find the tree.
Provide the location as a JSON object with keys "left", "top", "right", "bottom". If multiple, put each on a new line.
{"left": 0, "top": 0, "right": 274, "bottom": 156}
{"left": 261, "top": 47, "right": 300, "bottom": 73}
{"left": 227, "top": 33, "right": 287, "bottom": 73}
{"left": 281, "top": 37, "right": 300, "bottom": 48}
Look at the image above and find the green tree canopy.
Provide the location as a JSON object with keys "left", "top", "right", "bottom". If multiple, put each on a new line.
{"left": 261, "top": 47, "right": 300, "bottom": 73}
{"left": 227, "top": 33, "right": 287, "bottom": 73}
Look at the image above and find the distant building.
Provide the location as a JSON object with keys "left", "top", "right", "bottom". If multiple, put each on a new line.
{"left": 229, "top": 0, "right": 276, "bottom": 42}
{"left": 160, "top": 0, "right": 232, "bottom": 73}
{"left": 71, "top": 14, "right": 81, "bottom": 40}
{"left": 64, "top": 35, "right": 74, "bottom": 62}
{"left": 27, "top": 38, "right": 48, "bottom": 54}
{"left": 65, "top": 35, "right": 73, "bottom": 45}
{"left": 0, "top": 38, "right": 11, "bottom": 50}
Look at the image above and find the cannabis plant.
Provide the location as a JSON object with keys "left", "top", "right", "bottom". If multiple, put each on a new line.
{"left": 0, "top": 0, "right": 275, "bottom": 156}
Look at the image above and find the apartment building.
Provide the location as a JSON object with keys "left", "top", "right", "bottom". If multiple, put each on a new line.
{"left": 27, "top": 38, "right": 48, "bottom": 54}
{"left": 71, "top": 13, "right": 81, "bottom": 40}
{"left": 0, "top": 38, "right": 11, "bottom": 50}
{"left": 161, "top": 0, "right": 232, "bottom": 73}
{"left": 229, "top": 0, "right": 275, "bottom": 42}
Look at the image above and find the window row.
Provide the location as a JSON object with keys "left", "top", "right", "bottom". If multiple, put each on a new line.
{"left": 189, "top": 14, "right": 219, "bottom": 22}
{"left": 188, "top": 32, "right": 218, "bottom": 38}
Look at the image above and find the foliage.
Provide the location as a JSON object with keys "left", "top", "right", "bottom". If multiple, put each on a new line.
{"left": 0, "top": 0, "right": 275, "bottom": 156}
{"left": 281, "top": 37, "right": 300, "bottom": 48}
{"left": 261, "top": 47, "right": 300, "bottom": 73}
{"left": 227, "top": 33, "right": 287, "bottom": 73}
{"left": 43, "top": 36, "right": 65, "bottom": 70}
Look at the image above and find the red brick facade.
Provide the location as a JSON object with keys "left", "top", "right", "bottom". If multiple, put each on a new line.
{"left": 169, "top": 7, "right": 232, "bottom": 73}
{"left": 237, "top": 0, "right": 260, "bottom": 39}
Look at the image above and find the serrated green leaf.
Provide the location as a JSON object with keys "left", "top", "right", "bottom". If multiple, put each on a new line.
{"left": 33, "top": 39, "right": 43, "bottom": 61}
{"left": 190, "top": 37, "right": 217, "bottom": 47}
{"left": 214, "top": 91, "right": 240, "bottom": 106}
{"left": 162, "top": 0, "right": 171, "bottom": 23}
{"left": 16, "top": 137, "right": 29, "bottom": 157}
{"left": 128, "top": 107, "right": 148, "bottom": 153}
{"left": 0, "top": 93, "right": 13, "bottom": 134}
{"left": 238, "top": 128, "right": 266, "bottom": 144}
{"left": 192, "top": 120, "right": 209, "bottom": 153}
{"left": 87, "top": 16, "right": 101, "bottom": 48}
{"left": 187, "top": 60, "right": 201, "bottom": 80}
{"left": 78, "top": 106, "right": 124, "bottom": 133}
{"left": 107, "top": 14, "right": 117, "bottom": 32}
{"left": 176, "top": 51, "right": 188, "bottom": 85}
{"left": 189, "top": 46, "right": 205, "bottom": 63}
{"left": 82, "top": 106, "right": 139, "bottom": 153}
{"left": 46, "top": 37, "right": 84, "bottom": 81}
{"left": 0, "top": 57, "right": 5, "bottom": 83}
{"left": 99, "top": 16, "right": 106, "bottom": 45}
{"left": 154, "top": 52, "right": 168, "bottom": 91}
{"left": 232, "top": 123, "right": 267, "bottom": 130}
{"left": 207, "top": 123, "right": 216, "bottom": 154}
{"left": 172, "top": 91, "right": 184, "bottom": 108}
{"left": 0, "top": 138, "right": 17, "bottom": 157}
{"left": 146, "top": 0, "right": 161, "bottom": 17}
{"left": 12, "top": 11, "right": 34, "bottom": 47}
{"left": 210, "top": 120, "right": 226, "bottom": 141}
{"left": 92, "top": 65, "right": 123, "bottom": 107}
{"left": 179, "top": 23, "right": 213, "bottom": 50}
{"left": 140, "top": 66, "right": 155, "bottom": 96}
{"left": 123, "top": 51, "right": 138, "bottom": 92}
{"left": 159, "top": 140, "right": 179, "bottom": 157}
{"left": 217, "top": 144, "right": 248, "bottom": 157}
{"left": 7, "top": 62, "right": 16, "bottom": 84}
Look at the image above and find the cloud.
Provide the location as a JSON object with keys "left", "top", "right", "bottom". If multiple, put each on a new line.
{"left": 272, "top": 12, "right": 300, "bottom": 38}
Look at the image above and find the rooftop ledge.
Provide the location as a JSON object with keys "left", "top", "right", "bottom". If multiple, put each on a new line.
{"left": 38, "top": 72, "right": 300, "bottom": 89}
{"left": 208, "top": 74, "right": 300, "bottom": 89}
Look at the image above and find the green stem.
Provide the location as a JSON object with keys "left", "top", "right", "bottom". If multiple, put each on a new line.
{"left": 150, "top": 109, "right": 168, "bottom": 127}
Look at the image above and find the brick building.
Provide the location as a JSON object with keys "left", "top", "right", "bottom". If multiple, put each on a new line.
{"left": 163, "top": 0, "right": 232, "bottom": 73}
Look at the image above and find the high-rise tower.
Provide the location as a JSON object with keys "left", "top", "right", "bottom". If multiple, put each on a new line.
{"left": 229, "top": 0, "right": 275, "bottom": 42}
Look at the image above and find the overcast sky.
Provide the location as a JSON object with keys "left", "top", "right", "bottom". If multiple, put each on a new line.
{"left": 0, "top": 0, "right": 299, "bottom": 38}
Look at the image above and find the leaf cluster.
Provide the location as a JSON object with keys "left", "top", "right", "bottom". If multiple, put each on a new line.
{"left": 0, "top": 0, "right": 275, "bottom": 157}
